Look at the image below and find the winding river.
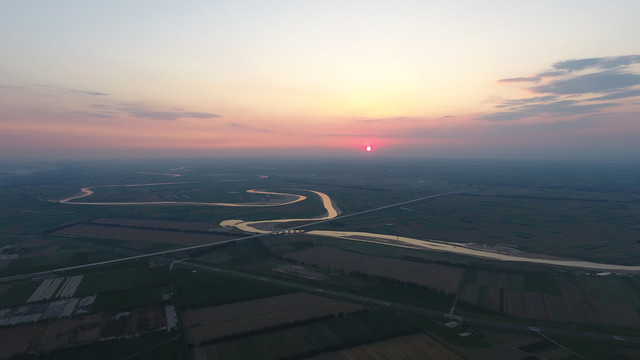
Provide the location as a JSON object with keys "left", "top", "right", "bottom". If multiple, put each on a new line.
{"left": 58, "top": 184, "right": 640, "bottom": 272}
{"left": 220, "top": 190, "right": 338, "bottom": 233}
{"left": 58, "top": 183, "right": 306, "bottom": 207}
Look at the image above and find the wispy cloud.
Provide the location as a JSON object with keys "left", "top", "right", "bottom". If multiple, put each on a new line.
{"left": 70, "top": 89, "right": 109, "bottom": 96}
{"left": 29, "top": 83, "right": 110, "bottom": 96}
{"left": 69, "top": 102, "right": 221, "bottom": 121}
{"left": 530, "top": 70, "right": 640, "bottom": 95}
{"left": 490, "top": 114, "right": 606, "bottom": 135}
{"left": 495, "top": 96, "right": 558, "bottom": 108}
{"left": 225, "top": 122, "right": 272, "bottom": 133}
{"left": 497, "top": 72, "right": 562, "bottom": 84}
{"left": 0, "top": 85, "right": 27, "bottom": 90}
{"left": 552, "top": 55, "right": 640, "bottom": 72}
{"left": 353, "top": 116, "right": 407, "bottom": 123}
{"left": 481, "top": 101, "right": 618, "bottom": 122}
{"left": 76, "top": 111, "right": 114, "bottom": 119}
{"left": 537, "top": 70, "right": 565, "bottom": 77}
{"left": 179, "top": 111, "right": 220, "bottom": 119}
{"left": 586, "top": 89, "right": 640, "bottom": 101}
{"left": 497, "top": 55, "right": 640, "bottom": 85}
{"left": 480, "top": 55, "right": 640, "bottom": 122}
{"left": 498, "top": 76, "right": 541, "bottom": 83}
{"left": 119, "top": 104, "right": 220, "bottom": 121}
{"left": 323, "top": 132, "right": 394, "bottom": 138}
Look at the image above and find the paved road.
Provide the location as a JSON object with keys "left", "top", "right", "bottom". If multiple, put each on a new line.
{"left": 4, "top": 189, "right": 640, "bottom": 345}
{"left": 1, "top": 191, "right": 463, "bottom": 282}
{"left": 449, "top": 268, "right": 468, "bottom": 314}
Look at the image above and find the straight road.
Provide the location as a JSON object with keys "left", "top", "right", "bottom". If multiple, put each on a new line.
{"left": 175, "top": 260, "right": 640, "bottom": 346}
{"left": 1, "top": 191, "right": 462, "bottom": 282}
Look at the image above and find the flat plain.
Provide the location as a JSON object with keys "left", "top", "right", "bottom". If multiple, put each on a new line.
{"left": 1, "top": 158, "right": 640, "bottom": 359}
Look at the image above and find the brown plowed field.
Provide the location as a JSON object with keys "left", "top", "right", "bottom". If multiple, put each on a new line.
{"left": 184, "top": 292, "right": 366, "bottom": 345}
{"left": 91, "top": 218, "right": 219, "bottom": 232}
{"left": 54, "top": 224, "right": 234, "bottom": 246}
{"left": 0, "top": 305, "right": 168, "bottom": 358}
{"left": 460, "top": 269, "right": 640, "bottom": 327}
{"left": 285, "top": 247, "right": 464, "bottom": 294}
{"left": 0, "top": 313, "right": 102, "bottom": 358}
{"left": 308, "top": 333, "right": 463, "bottom": 360}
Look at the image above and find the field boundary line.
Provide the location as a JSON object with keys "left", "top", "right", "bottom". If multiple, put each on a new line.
{"left": 1, "top": 191, "right": 464, "bottom": 282}
{"left": 449, "top": 268, "right": 467, "bottom": 315}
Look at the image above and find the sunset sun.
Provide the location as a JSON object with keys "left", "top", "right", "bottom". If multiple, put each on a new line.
{"left": 2, "top": 2, "right": 640, "bottom": 357}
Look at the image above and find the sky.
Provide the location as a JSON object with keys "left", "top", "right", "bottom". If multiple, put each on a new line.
{"left": 1, "top": 1, "right": 640, "bottom": 160}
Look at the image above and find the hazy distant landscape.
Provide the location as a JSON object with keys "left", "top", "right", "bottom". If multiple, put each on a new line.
{"left": 3, "top": 2, "right": 640, "bottom": 359}
{"left": 1, "top": 159, "right": 639, "bottom": 359}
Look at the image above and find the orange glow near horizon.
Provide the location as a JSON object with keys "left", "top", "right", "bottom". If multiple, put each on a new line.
{"left": 2, "top": 3, "right": 640, "bottom": 159}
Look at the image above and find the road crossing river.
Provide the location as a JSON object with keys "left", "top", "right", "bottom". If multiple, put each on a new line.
{"left": 58, "top": 184, "right": 640, "bottom": 273}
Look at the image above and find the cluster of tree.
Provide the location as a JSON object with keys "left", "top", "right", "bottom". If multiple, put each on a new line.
{"left": 196, "top": 314, "right": 337, "bottom": 347}
{"left": 0, "top": 246, "right": 31, "bottom": 255}
{"left": 85, "top": 220, "right": 229, "bottom": 235}
{"left": 278, "top": 256, "right": 336, "bottom": 272}
{"left": 276, "top": 327, "right": 418, "bottom": 360}
{"left": 279, "top": 256, "right": 451, "bottom": 296}
{"left": 347, "top": 270, "right": 452, "bottom": 296}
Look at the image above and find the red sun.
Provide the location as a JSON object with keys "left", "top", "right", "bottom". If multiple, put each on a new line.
{"left": 366, "top": 146, "right": 372, "bottom": 152}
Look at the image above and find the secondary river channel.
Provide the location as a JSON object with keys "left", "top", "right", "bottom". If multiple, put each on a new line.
{"left": 59, "top": 185, "right": 640, "bottom": 272}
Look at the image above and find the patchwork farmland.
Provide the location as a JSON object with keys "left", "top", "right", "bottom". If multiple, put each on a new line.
{"left": 184, "top": 292, "right": 367, "bottom": 345}
{"left": 283, "top": 246, "right": 465, "bottom": 294}
{"left": 459, "top": 269, "right": 640, "bottom": 328}
{"left": 54, "top": 223, "right": 234, "bottom": 246}
{"left": 2, "top": 160, "right": 640, "bottom": 359}
{"left": 308, "top": 333, "right": 464, "bottom": 360}
{"left": 27, "top": 275, "right": 83, "bottom": 302}
{"left": 0, "top": 305, "right": 168, "bottom": 358}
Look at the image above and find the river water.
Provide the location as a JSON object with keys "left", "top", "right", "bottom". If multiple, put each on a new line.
{"left": 60, "top": 185, "right": 640, "bottom": 272}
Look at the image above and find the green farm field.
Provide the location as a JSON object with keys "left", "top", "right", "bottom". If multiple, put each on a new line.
{"left": 2, "top": 159, "right": 640, "bottom": 359}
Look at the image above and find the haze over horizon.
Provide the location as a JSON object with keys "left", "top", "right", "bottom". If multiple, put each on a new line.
{"left": 2, "top": 1, "right": 640, "bottom": 160}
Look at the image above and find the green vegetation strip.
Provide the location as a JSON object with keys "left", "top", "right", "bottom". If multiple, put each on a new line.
{"left": 0, "top": 280, "right": 40, "bottom": 307}
{"left": 178, "top": 280, "right": 294, "bottom": 309}
{"left": 29, "top": 331, "right": 181, "bottom": 360}
{"left": 75, "top": 266, "right": 170, "bottom": 295}
{"left": 91, "top": 286, "right": 168, "bottom": 312}
{"left": 199, "top": 310, "right": 419, "bottom": 360}
{"left": 0, "top": 251, "right": 121, "bottom": 277}
{"left": 177, "top": 260, "right": 640, "bottom": 345}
